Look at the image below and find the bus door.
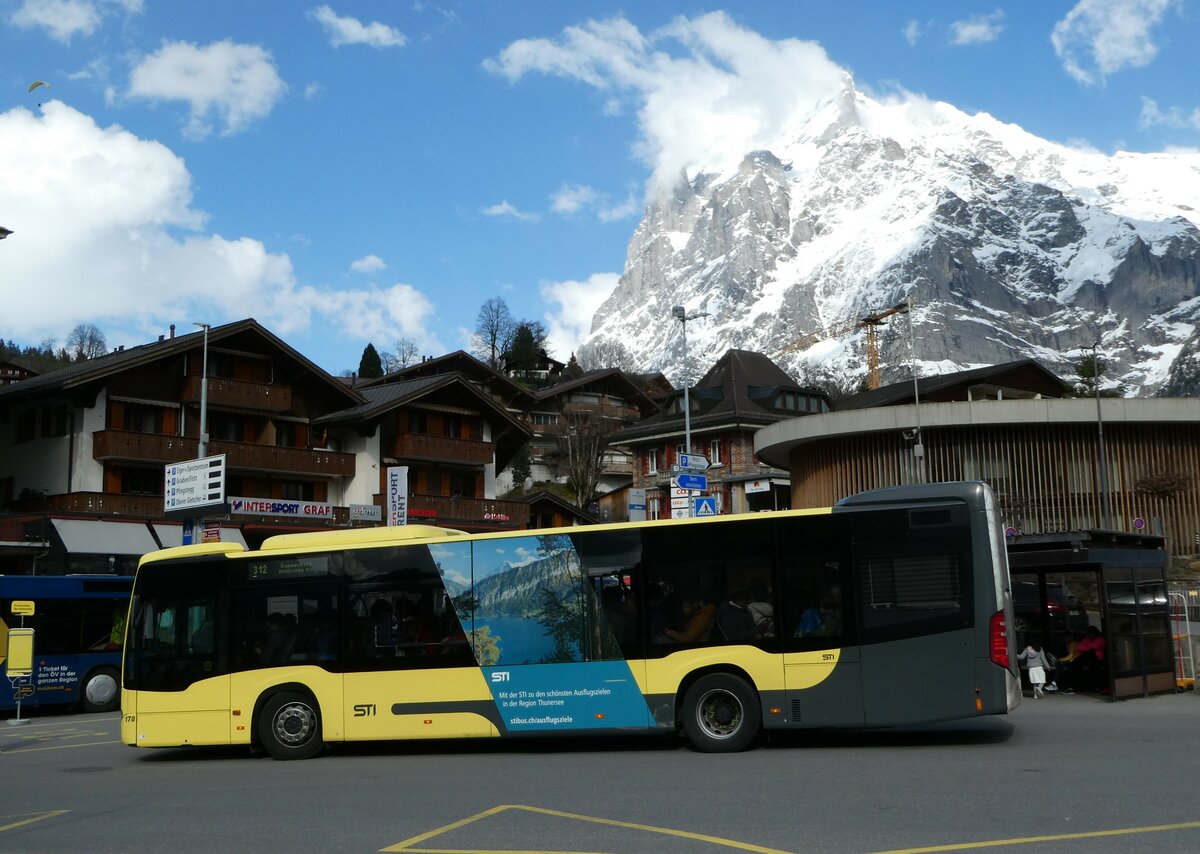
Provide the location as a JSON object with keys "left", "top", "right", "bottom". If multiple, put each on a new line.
{"left": 852, "top": 505, "right": 977, "bottom": 726}
{"left": 779, "top": 522, "right": 863, "bottom": 727}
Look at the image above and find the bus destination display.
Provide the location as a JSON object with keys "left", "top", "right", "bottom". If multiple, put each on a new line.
{"left": 248, "top": 557, "right": 329, "bottom": 582}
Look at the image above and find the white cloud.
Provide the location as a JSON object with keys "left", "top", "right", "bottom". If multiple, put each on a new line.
{"left": 1139, "top": 96, "right": 1200, "bottom": 130}
{"left": 128, "top": 40, "right": 287, "bottom": 139}
{"left": 0, "top": 102, "right": 443, "bottom": 355}
{"left": 550, "top": 183, "right": 598, "bottom": 214}
{"left": 598, "top": 191, "right": 641, "bottom": 222}
{"left": 903, "top": 20, "right": 922, "bottom": 47}
{"left": 11, "top": 0, "right": 101, "bottom": 42}
{"left": 308, "top": 5, "right": 406, "bottom": 49}
{"left": 486, "top": 12, "right": 849, "bottom": 199}
{"left": 949, "top": 10, "right": 1005, "bottom": 45}
{"left": 304, "top": 82, "right": 322, "bottom": 100}
{"left": 541, "top": 272, "right": 621, "bottom": 359}
{"left": 481, "top": 200, "right": 539, "bottom": 222}
{"left": 351, "top": 254, "right": 386, "bottom": 273}
{"left": 1052, "top": 0, "right": 1175, "bottom": 85}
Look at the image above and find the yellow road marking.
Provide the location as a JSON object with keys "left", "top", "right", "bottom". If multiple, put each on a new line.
{"left": 382, "top": 803, "right": 794, "bottom": 853}
{"left": 871, "top": 819, "right": 1200, "bottom": 853}
{"left": 2, "top": 739, "right": 121, "bottom": 754}
{"left": 0, "top": 810, "right": 70, "bottom": 833}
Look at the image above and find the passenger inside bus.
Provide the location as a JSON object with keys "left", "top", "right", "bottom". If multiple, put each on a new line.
{"left": 663, "top": 589, "right": 716, "bottom": 643}
{"left": 715, "top": 588, "right": 758, "bottom": 642}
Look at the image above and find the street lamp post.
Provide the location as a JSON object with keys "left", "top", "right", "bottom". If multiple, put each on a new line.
{"left": 1087, "top": 341, "right": 1113, "bottom": 529}
{"left": 903, "top": 301, "right": 925, "bottom": 483}
{"left": 672, "top": 305, "right": 709, "bottom": 454}
{"left": 185, "top": 323, "right": 211, "bottom": 545}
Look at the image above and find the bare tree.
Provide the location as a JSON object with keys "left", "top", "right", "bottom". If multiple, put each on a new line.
{"left": 578, "top": 338, "right": 639, "bottom": 372}
{"left": 473, "top": 297, "right": 515, "bottom": 369}
{"left": 555, "top": 409, "right": 622, "bottom": 508}
{"left": 65, "top": 323, "right": 107, "bottom": 361}
{"left": 381, "top": 337, "right": 420, "bottom": 373}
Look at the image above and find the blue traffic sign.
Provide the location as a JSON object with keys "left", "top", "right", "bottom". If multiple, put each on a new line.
{"left": 693, "top": 496, "right": 717, "bottom": 517}
{"left": 674, "top": 473, "right": 708, "bottom": 491}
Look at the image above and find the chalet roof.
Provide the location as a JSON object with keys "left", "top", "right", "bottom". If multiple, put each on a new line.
{"left": 516, "top": 489, "right": 598, "bottom": 524}
{"left": 533, "top": 368, "right": 660, "bottom": 417}
{"left": 610, "top": 349, "right": 828, "bottom": 443}
{"left": 362, "top": 350, "right": 534, "bottom": 407}
{"left": 0, "top": 353, "right": 44, "bottom": 375}
{"left": 0, "top": 318, "right": 362, "bottom": 407}
{"left": 313, "top": 371, "right": 533, "bottom": 471}
{"left": 835, "top": 359, "right": 1069, "bottom": 411}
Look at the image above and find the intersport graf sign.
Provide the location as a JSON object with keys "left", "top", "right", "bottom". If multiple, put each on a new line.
{"left": 229, "top": 497, "right": 333, "bottom": 519}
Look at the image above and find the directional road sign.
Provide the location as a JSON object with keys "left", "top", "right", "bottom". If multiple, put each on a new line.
{"left": 693, "top": 496, "right": 718, "bottom": 517}
{"left": 164, "top": 454, "right": 227, "bottom": 516}
{"left": 673, "top": 473, "right": 708, "bottom": 491}
{"left": 677, "top": 453, "right": 709, "bottom": 471}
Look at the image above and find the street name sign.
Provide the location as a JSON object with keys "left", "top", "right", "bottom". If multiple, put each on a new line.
{"left": 164, "top": 454, "right": 226, "bottom": 516}
{"left": 673, "top": 473, "right": 708, "bottom": 491}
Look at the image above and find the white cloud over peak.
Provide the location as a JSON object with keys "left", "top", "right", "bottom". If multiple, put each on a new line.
{"left": 541, "top": 272, "right": 621, "bottom": 359}
{"left": 308, "top": 5, "right": 406, "bottom": 49}
{"left": 481, "top": 200, "right": 539, "bottom": 222}
{"left": 949, "top": 10, "right": 1005, "bottom": 45}
{"left": 351, "top": 254, "right": 387, "bottom": 273}
{"left": 1139, "top": 96, "right": 1200, "bottom": 130}
{"left": 9, "top": 0, "right": 140, "bottom": 42}
{"left": 550, "top": 183, "right": 598, "bottom": 214}
{"left": 128, "top": 40, "right": 287, "bottom": 139}
{"left": 0, "top": 102, "right": 443, "bottom": 356}
{"left": 1052, "top": 0, "right": 1175, "bottom": 85}
{"left": 486, "top": 12, "right": 849, "bottom": 199}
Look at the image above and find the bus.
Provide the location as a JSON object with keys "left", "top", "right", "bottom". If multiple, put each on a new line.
{"left": 1, "top": 574, "right": 133, "bottom": 714}
{"left": 121, "top": 481, "right": 1019, "bottom": 759}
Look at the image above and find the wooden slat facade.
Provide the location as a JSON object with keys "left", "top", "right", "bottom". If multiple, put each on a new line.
{"left": 790, "top": 422, "right": 1200, "bottom": 556}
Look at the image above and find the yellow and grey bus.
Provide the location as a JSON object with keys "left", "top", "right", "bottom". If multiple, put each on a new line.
{"left": 121, "top": 481, "right": 1019, "bottom": 759}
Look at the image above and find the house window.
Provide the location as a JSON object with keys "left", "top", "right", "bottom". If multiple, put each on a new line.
{"left": 709, "top": 438, "right": 722, "bottom": 466}
{"left": 648, "top": 495, "right": 662, "bottom": 521}
{"left": 41, "top": 405, "right": 69, "bottom": 438}
{"left": 275, "top": 421, "right": 296, "bottom": 448}
{"left": 443, "top": 415, "right": 462, "bottom": 438}
{"left": 532, "top": 413, "right": 559, "bottom": 426}
{"left": 408, "top": 411, "right": 427, "bottom": 434}
{"left": 675, "top": 443, "right": 687, "bottom": 459}
{"left": 281, "top": 481, "right": 313, "bottom": 500}
{"left": 123, "top": 404, "right": 163, "bottom": 434}
{"left": 210, "top": 413, "right": 241, "bottom": 442}
{"left": 450, "top": 473, "right": 477, "bottom": 498}
{"left": 120, "top": 467, "right": 160, "bottom": 496}
{"left": 647, "top": 448, "right": 659, "bottom": 474}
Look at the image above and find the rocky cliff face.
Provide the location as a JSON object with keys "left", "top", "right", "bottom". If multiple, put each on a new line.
{"left": 581, "top": 83, "right": 1200, "bottom": 396}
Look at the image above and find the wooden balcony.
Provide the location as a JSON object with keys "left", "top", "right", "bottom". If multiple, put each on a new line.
{"left": 92, "top": 430, "right": 355, "bottom": 477}
{"left": 392, "top": 433, "right": 494, "bottom": 465}
{"left": 181, "top": 375, "right": 292, "bottom": 412}
{"left": 40, "top": 492, "right": 165, "bottom": 517}
{"left": 404, "top": 494, "right": 529, "bottom": 529}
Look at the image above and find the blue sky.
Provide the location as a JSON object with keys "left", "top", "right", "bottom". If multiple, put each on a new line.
{"left": 1, "top": 1, "right": 1197, "bottom": 376}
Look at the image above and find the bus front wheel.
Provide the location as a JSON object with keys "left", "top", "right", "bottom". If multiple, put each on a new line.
{"left": 81, "top": 667, "right": 120, "bottom": 713}
{"left": 681, "top": 673, "right": 761, "bottom": 753}
{"left": 259, "top": 692, "right": 323, "bottom": 760}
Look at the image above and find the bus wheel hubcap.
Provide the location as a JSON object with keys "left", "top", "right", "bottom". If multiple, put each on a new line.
{"left": 274, "top": 703, "right": 315, "bottom": 745}
{"left": 697, "top": 689, "right": 742, "bottom": 739}
{"left": 87, "top": 674, "right": 117, "bottom": 706}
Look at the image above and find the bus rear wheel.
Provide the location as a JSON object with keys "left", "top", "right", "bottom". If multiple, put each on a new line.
{"left": 681, "top": 673, "right": 761, "bottom": 753}
{"left": 259, "top": 692, "right": 323, "bottom": 760}
{"left": 81, "top": 667, "right": 120, "bottom": 713}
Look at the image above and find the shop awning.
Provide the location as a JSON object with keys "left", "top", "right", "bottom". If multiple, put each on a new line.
{"left": 151, "top": 523, "right": 248, "bottom": 550}
{"left": 51, "top": 519, "right": 159, "bottom": 556}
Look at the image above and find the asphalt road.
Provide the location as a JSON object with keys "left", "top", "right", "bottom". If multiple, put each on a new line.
{"left": 2, "top": 691, "right": 1198, "bottom": 853}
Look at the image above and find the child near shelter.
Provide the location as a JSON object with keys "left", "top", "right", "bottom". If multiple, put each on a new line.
{"left": 1017, "top": 642, "right": 1053, "bottom": 699}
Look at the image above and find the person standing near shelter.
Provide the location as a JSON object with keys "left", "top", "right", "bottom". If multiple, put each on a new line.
{"left": 1017, "top": 642, "right": 1052, "bottom": 699}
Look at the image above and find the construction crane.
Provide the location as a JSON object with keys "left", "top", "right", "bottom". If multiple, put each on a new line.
{"left": 776, "top": 301, "right": 910, "bottom": 390}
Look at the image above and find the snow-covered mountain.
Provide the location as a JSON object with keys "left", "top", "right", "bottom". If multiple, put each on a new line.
{"left": 581, "top": 76, "right": 1200, "bottom": 396}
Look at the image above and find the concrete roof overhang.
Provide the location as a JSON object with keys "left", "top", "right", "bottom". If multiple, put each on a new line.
{"left": 754, "top": 397, "right": 1200, "bottom": 468}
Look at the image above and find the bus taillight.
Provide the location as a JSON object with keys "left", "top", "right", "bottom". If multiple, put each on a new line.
{"left": 989, "top": 609, "right": 1009, "bottom": 669}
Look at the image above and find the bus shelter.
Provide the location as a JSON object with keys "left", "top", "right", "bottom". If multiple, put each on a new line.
{"left": 1006, "top": 530, "right": 1174, "bottom": 700}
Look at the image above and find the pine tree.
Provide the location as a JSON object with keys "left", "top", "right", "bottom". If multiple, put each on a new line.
{"left": 358, "top": 343, "right": 383, "bottom": 379}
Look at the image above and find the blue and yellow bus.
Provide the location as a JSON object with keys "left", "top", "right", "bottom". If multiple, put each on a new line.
{"left": 1, "top": 574, "right": 133, "bottom": 714}
{"left": 121, "top": 481, "right": 1019, "bottom": 759}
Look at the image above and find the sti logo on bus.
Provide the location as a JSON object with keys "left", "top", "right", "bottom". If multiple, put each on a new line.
{"left": 352, "top": 704, "right": 376, "bottom": 717}
{"left": 490, "top": 671, "right": 510, "bottom": 683}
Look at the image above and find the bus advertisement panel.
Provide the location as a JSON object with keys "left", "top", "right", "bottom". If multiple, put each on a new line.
{"left": 121, "top": 481, "right": 1018, "bottom": 759}
{"left": 1, "top": 574, "right": 133, "bottom": 714}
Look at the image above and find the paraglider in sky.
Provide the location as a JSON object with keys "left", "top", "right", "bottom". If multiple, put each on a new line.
{"left": 28, "top": 81, "right": 51, "bottom": 93}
